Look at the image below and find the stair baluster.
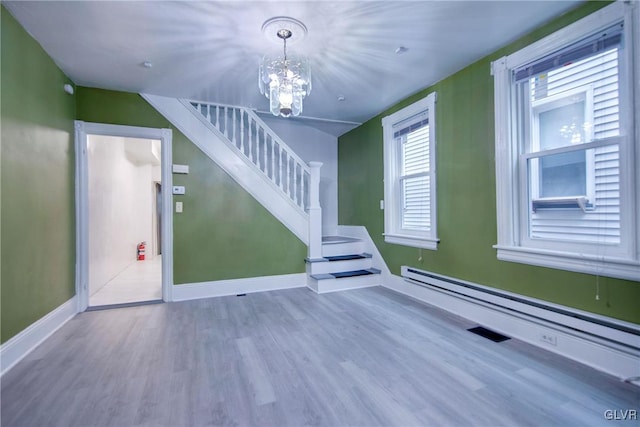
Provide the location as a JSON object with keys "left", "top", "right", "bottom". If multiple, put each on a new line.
{"left": 271, "top": 138, "right": 276, "bottom": 183}
{"left": 240, "top": 110, "right": 245, "bottom": 154}
{"left": 186, "top": 99, "right": 318, "bottom": 217}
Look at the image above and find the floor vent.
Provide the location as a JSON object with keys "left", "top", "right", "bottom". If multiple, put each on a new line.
{"left": 468, "top": 326, "right": 511, "bottom": 343}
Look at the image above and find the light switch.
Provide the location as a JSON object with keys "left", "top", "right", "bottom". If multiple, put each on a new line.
{"left": 380, "top": 200, "right": 384, "bottom": 210}
{"left": 172, "top": 186, "right": 185, "bottom": 195}
{"left": 176, "top": 201, "right": 183, "bottom": 213}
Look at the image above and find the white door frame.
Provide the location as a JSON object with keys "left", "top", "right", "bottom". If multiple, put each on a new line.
{"left": 74, "top": 121, "right": 173, "bottom": 311}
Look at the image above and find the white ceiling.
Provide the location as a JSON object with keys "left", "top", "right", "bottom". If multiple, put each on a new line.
{"left": 5, "top": 0, "right": 583, "bottom": 135}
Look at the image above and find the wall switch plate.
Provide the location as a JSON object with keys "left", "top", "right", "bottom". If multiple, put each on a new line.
{"left": 175, "top": 201, "right": 183, "bottom": 213}
{"left": 172, "top": 164, "right": 189, "bottom": 174}
{"left": 172, "top": 186, "right": 185, "bottom": 195}
{"left": 380, "top": 200, "right": 384, "bottom": 210}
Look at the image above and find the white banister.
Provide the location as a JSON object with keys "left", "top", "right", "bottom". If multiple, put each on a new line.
{"left": 308, "top": 161, "right": 323, "bottom": 259}
{"left": 185, "top": 99, "right": 319, "bottom": 232}
{"left": 168, "top": 98, "right": 329, "bottom": 251}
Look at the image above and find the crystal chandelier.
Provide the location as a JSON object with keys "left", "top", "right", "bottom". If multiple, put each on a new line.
{"left": 259, "top": 19, "right": 311, "bottom": 117}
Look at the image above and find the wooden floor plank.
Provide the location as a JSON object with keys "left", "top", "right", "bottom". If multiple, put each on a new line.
{"left": 1, "top": 286, "right": 638, "bottom": 426}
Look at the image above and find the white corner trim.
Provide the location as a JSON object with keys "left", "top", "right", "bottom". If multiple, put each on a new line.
{"left": 0, "top": 297, "right": 77, "bottom": 377}
{"left": 382, "top": 271, "right": 640, "bottom": 381}
{"left": 172, "top": 273, "right": 307, "bottom": 301}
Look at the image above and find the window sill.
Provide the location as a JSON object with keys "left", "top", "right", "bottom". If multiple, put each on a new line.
{"left": 384, "top": 234, "right": 439, "bottom": 250}
{"left": 494, "top": 245, "right": 640, "bottom": 281}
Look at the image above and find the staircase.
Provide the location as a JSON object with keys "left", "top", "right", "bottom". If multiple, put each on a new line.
{"left": 306, "top": 236, "right": 381, "bottom": 293}
{"left": 141, "top": 94, "right": 381, "bottom": 292}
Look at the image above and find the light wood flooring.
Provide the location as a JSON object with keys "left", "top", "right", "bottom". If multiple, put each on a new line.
{"left": 1, "top": 286, "right": 638, "bottom": 426}
{"left": 89, "top": 256, "right": 162, "bottom": 307}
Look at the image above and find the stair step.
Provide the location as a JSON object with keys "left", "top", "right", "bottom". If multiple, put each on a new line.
{"left": 325, "top": 253, "right": 371, "bottom": 262}
{"left": 305, "top": 253, "right": 372, "bottom": 263}
{"left": 311, "top": 268, "right": 381, "bottom": 281}
{"left": 331, "top": 269, "right": 376, "bottom": 278}
{"left": 321, "top": 236, "right": 365, "bottom": 257}
{"left": 322, "top": 235, "right": 360, "bottom": 244}
{"left": 305, "top": 253, "right": 373, "bottom": 275}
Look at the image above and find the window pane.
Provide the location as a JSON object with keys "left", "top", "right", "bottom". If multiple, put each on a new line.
{"left": 527, "top": 144, "right": 620, "bottom": 244}
{"left": 539, "top": 150, "right": 586, "bottom": 197}
{"left": 402, "top": 175, "right": 430, "bottom": 231}
{"left": 528, "top": 48, "right": 619, "bottom": 141}
{"left": 539, "top": 101, "right": 586, "bottom": 149}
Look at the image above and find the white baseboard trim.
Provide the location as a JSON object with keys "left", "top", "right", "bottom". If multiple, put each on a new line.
{"left": 1, "top": 297, "right": 78, "bottom": 377}
{"left": 172, "top": 273, "right": 307, "bottom": 301}
{"left": 383, "top": 271, "right": 640, "bottom": 382}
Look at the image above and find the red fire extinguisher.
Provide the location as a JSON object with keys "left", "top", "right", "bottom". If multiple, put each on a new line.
{"left": 137, "top": 242, "right": 146, "bottom": 261}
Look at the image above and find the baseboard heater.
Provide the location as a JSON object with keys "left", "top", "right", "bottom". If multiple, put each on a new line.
{"left": 401, "top": 266, "right": 640, "bottom": 351}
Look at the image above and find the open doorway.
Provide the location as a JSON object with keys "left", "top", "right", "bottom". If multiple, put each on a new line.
{"left": 87, "top": 134, "right": 162, "bottom": 306}
{"left": 75, "top": 122, "right": 173, "bottom": 311}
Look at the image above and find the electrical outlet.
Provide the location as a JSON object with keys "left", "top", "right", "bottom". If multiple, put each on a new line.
{"left": 540, "top": 333, "right": 557, "bottom": 346}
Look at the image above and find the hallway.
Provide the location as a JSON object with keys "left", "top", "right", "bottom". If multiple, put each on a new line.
{"left": 89, "top": 256, "right": 162, "bottom": 306}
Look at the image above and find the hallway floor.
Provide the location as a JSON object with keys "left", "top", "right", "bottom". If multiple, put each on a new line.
{"left": 89, "top": 256, "right": 162, "bottom": 306}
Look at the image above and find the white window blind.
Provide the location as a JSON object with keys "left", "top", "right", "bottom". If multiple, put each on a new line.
{"left": 396, "top": 117, "right": 430, "bottom": 231}
{"left": 492, "top": 1, "right": 640, "bottom": 281}
{"left": 519, "top": 29, "right": 622, "bottom": 245}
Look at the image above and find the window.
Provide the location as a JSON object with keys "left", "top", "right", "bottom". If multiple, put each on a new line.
{"left": 530, "top": 87, "right": 595, "bottom": 208}
{"left": 492, "top": 2, "right": 639, "bottom": 280}
{"left": 382, "top": 92, "right": 438, "bottom": 249}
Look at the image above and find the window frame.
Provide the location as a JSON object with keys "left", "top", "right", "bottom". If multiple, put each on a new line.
{"left": 382, "top": 92, "right": 438, "bottom": 250}
{"left": 491, "top": 1, "right": 640, "bottom": 281}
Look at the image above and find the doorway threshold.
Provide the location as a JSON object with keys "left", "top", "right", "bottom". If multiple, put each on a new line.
{"left": 86, "top": 299, "right": 164, "bottom": 312}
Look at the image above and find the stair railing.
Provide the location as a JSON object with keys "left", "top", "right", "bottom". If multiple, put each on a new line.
{"left": 185, "top": 100, "right": 322, "bottom": 257}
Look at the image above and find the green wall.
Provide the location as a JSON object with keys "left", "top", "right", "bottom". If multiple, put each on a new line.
{"left": 338, "top": 1, "right": 640, "bottom": 324}
{"left": 75, "top": 88, "right": 306, "bottom": 284}
{"left": 1, "top": 7, "right": 77, "bottom": 343}
{"left": 1, "top": 5, "right": 305, "bottom": 342}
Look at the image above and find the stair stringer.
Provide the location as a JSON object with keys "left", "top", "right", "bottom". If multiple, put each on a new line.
{"left": 141, "top": 93, "right": 309, "bottom": 245}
